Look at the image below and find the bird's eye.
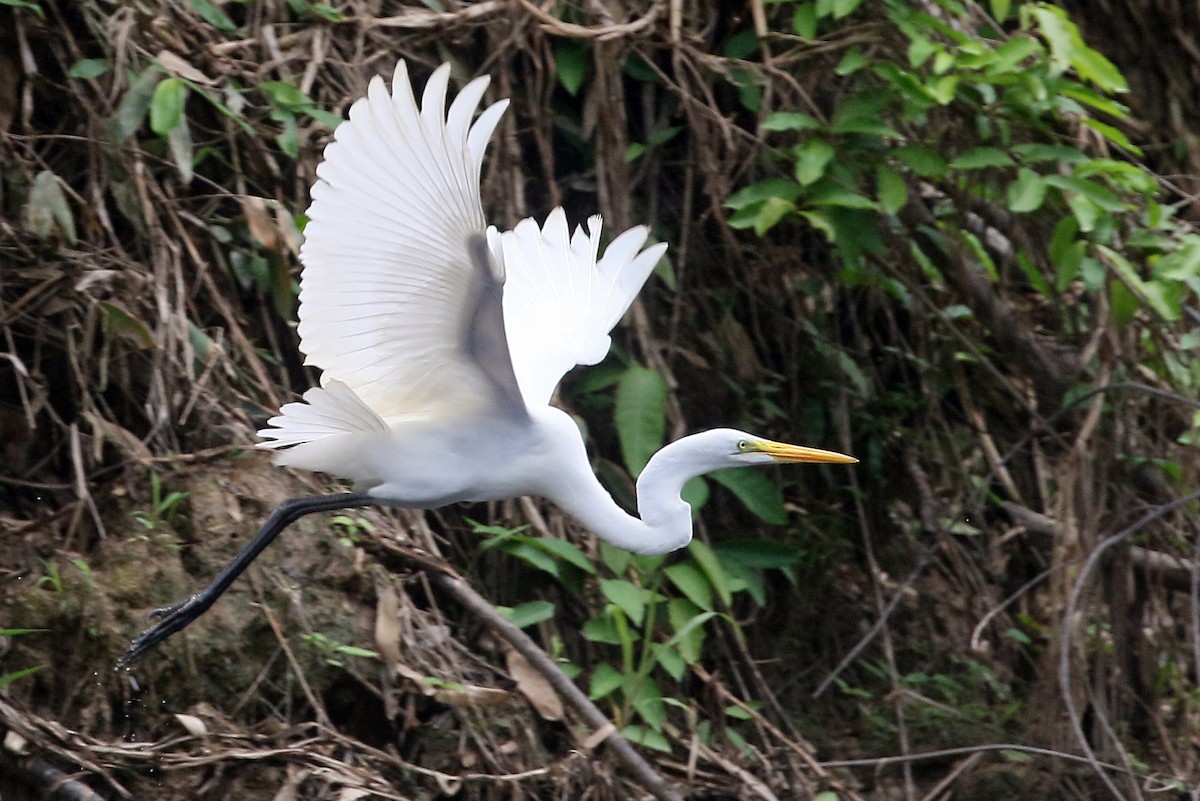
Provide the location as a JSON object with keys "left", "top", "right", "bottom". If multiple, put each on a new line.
{"left": 736, "top": 440, "right": 748, "bottom": 452}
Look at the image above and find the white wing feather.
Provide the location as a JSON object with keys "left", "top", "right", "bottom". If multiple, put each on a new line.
{"left": 500, "top": 210, "right": 668, "bottom": 406}
{"left": 289, "top": 61, "right": 510, "bottom": 421}
{"left": 259, "top": 59, "right": 668, "bottom": 463}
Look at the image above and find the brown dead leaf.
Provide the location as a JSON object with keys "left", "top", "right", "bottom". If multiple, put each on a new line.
{"left": 432, "top": 683, "right": 509, "bottom": 708}
{"left": 715, "top": 313, "right": 763, "bottom": 385}
{"left": 274, "top": 203, "right": 302, "bottom": 257}
{"left": 242, "top": 196, "right": 277, "bottom": 250}
{"left": 83, "top": 411, "right": 153, "bottom": 463}
{"left": 394, "top": 662, "right": 435, "bottom": 695}
{"left": 155, "top": 49, "right": 216, "bottom": 85}
{"left": 3, "top": 730, "right": 29, "bottom": 756}
{"left": 24, "top": 171, "right": 76, "bottom": 244}
{"left": 506, "top": 647, "right": 563, "bottom": 721}
{"left": 0, "top": 51, "right": 19, "bottom": 133}
{"left": 580, "top": 722, "right": 616, "bottom": 751}
{"left": 173, "top": 713, "right": 208, "bottom": 737}
{"left": 373, "top": 580, "right": 402, "bottom": 677}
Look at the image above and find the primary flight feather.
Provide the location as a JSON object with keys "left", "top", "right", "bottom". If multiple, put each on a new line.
{"left": 121, "top": 60, "right": 855, "bottom": 664}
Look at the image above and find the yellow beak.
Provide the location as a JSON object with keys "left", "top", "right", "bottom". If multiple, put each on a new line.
{"left": 754, "top": 440, "right": 858, "bottom": 464}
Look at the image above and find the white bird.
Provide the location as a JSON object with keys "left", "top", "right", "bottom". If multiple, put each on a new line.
{"left": 122, "top": 61, "right": 855, "bottom": 664}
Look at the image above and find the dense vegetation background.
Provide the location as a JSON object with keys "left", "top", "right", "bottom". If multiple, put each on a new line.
{"left": 3, "top": 1, "right": 1200, "bottom": 799}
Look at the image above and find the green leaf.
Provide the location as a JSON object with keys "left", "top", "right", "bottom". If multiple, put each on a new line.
{"left": 627, "top": 675, "right": 666, "bottom": 731}
{"left": 990, "top": 0, "right": 1011, "bottom": 22}
{"left": 600, "top": 579, "right": 648, "bottom": 626}
{"left": 893, "top": 146, "right": 948, "bottom": 178}
{"left": 501, "top": 541, "right": 561, "bottom": 577}
{"left": 1013, "top": 143, "right": 1086, "bottom": 164}
{"left": 150, "top": 77, "right": 187, "bottom": 136}
{"left": 929, "top": 75, "right": 958, "bottom": 105}
{"left": 1079, "top": 118, "right": 1140, "bottom": 155}
{"left": 722, "top": 559, "right": 767, "bottom": 605}
{"left": 794, "top": 139, "right": 835, "bottom": 186}
{"left": 949, "top": 147, "right": 1013, "bottom": 170}
{"left": 308, "top": 2, "right": 343, "bottom": 21}
{"left": 600, "top": 541, "right": 633, "bottom": 576}
{"left": 666, "top": 598, "right": 707, "bottom": 663}
{"left": 813, "top": 792, "right": 841, "bottom": 801}
{"left": 501, "top": 600, "right": 556, "bottom": 629}
{"left": 102, "top": 302, "right": 154, "bottom": 349}
{"left": 1057, "top": 86, "right": 1129, "bottom": 119}
{"left": 112, "top": 65, "right": 162, "bottom": 141}
{"left": 69, "top": 59, "right": 109, "bottom": 79}
{"left": 907, "top": 36, "right": 938, "bottom": 69}
{"left": 792, "top": 3, "right": 818, "bottom": 38}
{"left": 1044, "top": 175, "right": 1125, "bottom": 211}
{"left": 1066, "top": 39, "right": 1127, "bottom": 93}
{"left": 1007, "top": 168, "right": 1046, "bottom": 213}
{"left": 750, "top": 196, "right": 797, "bottom": 235}
{"left": 762, "top": 111, "right": 820, "bottom": 132}
{"left": 712, "top": 539, "right": 803, "bottom": 569}
{"left": 582, "top": 615, "right": 622, "bottom": 645}
{"left": 835, "top": 47, "right": 866, "bottom": 76}
{"left": 189, "top": 0, "right": 237, "bottom": 31}
{"left": 984, "top": 37, "right": 1042, "bottom": 75}
{"left": 621, "top": 725, "right": 672, "bottom": 753}
{"left": 274, "top": 111, "right": 300, "bottom": 157}
{"left": 830, "top": 92, "right": 899, "bottom": 137}
{"left": 0, "top": 665, "right": 44, "bottom": 690}
{"left": 531, "top": 538, "right": 596, "bottom": 573}
{"left": 831, "top": 0, "right": 862, "bottom": 19}
{"left": 709, "top": 468, "right": 787, "bottom": 524}
{"left": 1026, "top": 5, "right": 1073, "bottom": 75}
{"left": 1026, "top": 4, "right": 1127, "bottom": 92}
{"left": 589, "top": 662, "right": 623, "bottom": 699}
{"left": 0, "top": 0, "right": 44, "bottom": 17}
{"left": 726, "top": 179, "right": 803, "bottom": 210}
{"left": 259, "top": 81, "right": 312, "bottom": 111}
{"left": 652, "top": 643, "right": 686, "bottom": 680}
{"left": 1065, "top": 192, "right": 1099, "bottom": 232}
{"left": 555, "top": 41, "right": 588, "bottom": 95}
{"left": 724, "top": 29, "right": 760, "bottom": 60}
{"left": 665, "top": 563, "right": 713, "bottom": 611}
{"left": 334, "top": 645, "right": 380, "bottom": 659}
{"left": 807, "top": 186, "right": 877, "bottom": 210}
{"left": 1100, "top": 244, "right": 1179, "bottom": 321}
{"left": 614, "top": 366, "right": 667, "bottom": 477}
{"left": 664, "top": 610, "right": 718, "bottom": 653}
{"left": 1155, "top": 239, "right": 1200, "bottom": 280}
{"left": 687, "top": 540, "right": 732, "bottom": 606}
{"left": 876, "top": 165, "right": 908, "bottom": 214}
{"left": 1108, "top": 278, "right": 1138, "bottom": 326}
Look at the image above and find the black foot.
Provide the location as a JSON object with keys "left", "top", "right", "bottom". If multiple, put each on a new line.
{"left": 118, "top": 593, "right": 206, "bottom": 668}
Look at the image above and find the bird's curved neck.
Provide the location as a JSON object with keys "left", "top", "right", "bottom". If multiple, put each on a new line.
{"left": 547, "top": 436, "right": 704, "bottom": 555}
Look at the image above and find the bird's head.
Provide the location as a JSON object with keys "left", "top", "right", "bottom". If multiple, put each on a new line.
{"left": 643, "top": 428, "right": 857, "bottom": 480}
{"left": 714, "top": 429, "right": 858, "bottom": 468}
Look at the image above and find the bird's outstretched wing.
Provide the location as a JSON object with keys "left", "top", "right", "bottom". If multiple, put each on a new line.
{"left": 288, "top": 61, "right": 519, "bottom": 423}
{"left": 499, "top": 210, "right": 668, "bottom": 407}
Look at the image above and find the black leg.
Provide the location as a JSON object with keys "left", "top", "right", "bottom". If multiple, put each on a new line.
{"left": 119, "top": 492, "right": 375, "bottom": 667}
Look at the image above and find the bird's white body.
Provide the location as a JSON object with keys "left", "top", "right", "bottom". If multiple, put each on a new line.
{"left": 119, "top": 60, "right": 857, "bottom": 666}
{"left": 257, "top": 61, "right": 855, "bottom": 555}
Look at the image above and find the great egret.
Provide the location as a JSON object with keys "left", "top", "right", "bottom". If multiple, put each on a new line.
{"left": 121, "top": 61, "right": 855, "bottom": 665}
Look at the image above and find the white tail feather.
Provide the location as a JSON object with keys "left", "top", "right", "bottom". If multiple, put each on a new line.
{"left": 258, "top": 380, "right": 388, "bottom": 450}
